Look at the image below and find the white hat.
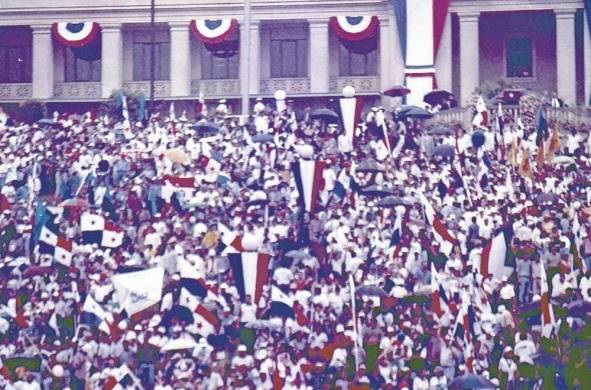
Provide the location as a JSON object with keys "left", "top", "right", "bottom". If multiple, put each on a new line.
{"left": 336, "top": 324, "right": 345, "bottom": 333}
{"left": 237, "top": 344, "right": 247, "bottom": 352}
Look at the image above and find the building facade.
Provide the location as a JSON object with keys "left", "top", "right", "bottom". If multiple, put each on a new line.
{"left": 0, "top": 0, "right": 588, "bottom": 110}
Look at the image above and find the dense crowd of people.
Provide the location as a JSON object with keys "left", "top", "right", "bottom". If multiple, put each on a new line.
{"left": 0, "top": 92, "right": 590, "bottom": 390}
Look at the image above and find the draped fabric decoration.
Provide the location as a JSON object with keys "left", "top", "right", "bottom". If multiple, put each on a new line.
{"left": 190, "top": 19, "right": 239, "bottom": 58}
{"left": 330, "top": 16, "right": 379, "bottom": 55}
{"left": 52, "top": 22, "right": 101, "bottom": 48}
{"left": 392, "top": 0, "right": 449, "bottom": 106}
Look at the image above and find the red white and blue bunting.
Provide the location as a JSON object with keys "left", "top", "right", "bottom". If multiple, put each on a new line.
{"left": 330, "top": 16, "right": 379, "bottom": 42}
{"left": 190, "top": 19, "right": 239, "bottom": 45}
{"left": 52, "top": 22, "right": 100, "bottom": 48}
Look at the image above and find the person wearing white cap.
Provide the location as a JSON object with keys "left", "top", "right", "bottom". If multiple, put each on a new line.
{"left": 498, "top": 346, "right": 517, "bottom": 388}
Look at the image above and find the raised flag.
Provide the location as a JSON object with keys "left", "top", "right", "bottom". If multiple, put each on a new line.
{"left": 546, "top": 125, "right": 560, "bottom": 164}
{"left": 37, "top": 225, "right": 73, "bottom": 266}
{"left": 160, "top": 175, "right": 196, "bottom": 203}
{"left": 472, "top": 96, "right": 488, "bottom": 129}
{"left": 81, "top": 213, "right": 124, "bottom": 248}
{"left": 228, "top": 252, "right": 271, "bottom": 304}
{"left": 431, "top": 264, "right": 451, "bottom": 318}
{"left": 217, "top": 222, "right": 244, "bottom": 254}
{"left": 104, "top": 364, "right": 142, "bottom": 390}
{"left": 292, "top": 159, "right": 325, "bottom": 213}
{"left": 535, "top": 106, "right": 549, "bottom": 146}
{"left": 480, "top": 223, "right": 514, "bottom": 281}
{"left": 179, "top": 259, "right": 209, "bottom": 298}
{"left": 419, "top": 193, "right": 457, "bottom": 255}
{"left": 265, "top": 285, "right": 295, "bottom": 319}
{"left": 112, "top": 267, "right": 165, "bottom": 316}
{"left": 540, "top": 260, "right": 556, "bottom": 338}
{"left": 389, "top": 212, "right": 403, "bottom": 247}
{"left": 179, "top": 288, "right": 221, "bottom": 336}
{"left": 495, "top": 103, "right": 505, "bottom": 160}
{"left": 81, "top": 295, "right": 111, "bottom": 334}
{"left": 518, "top": 148, "right": 533, "bottom": 180}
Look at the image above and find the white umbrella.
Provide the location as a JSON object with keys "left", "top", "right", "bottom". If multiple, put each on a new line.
{"left": 161, "top": 336, "right": 198, "bottom": 352}
{"left": 553, "top": 156, "right": 575, "bottom": 165}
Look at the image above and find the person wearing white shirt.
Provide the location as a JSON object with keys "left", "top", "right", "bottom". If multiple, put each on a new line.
{"left": 499, "top": 347, "right": 517, "bottom": 387}
{"left": 579, "top": 271, "right": 591, "bottom": 302}
{"left": 514, "top": 333, "right": 536, "bottom": 365}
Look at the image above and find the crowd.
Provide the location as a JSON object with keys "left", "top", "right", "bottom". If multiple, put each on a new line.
{"left": 0, "top": 91, "right": 590, "bottom": 390}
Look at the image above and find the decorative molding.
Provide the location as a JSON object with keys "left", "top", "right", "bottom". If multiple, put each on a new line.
{"left": 0, "top": 83, "right": 32, "bottom": 100}
{"left": 329, "top": 76, "right": 379, "bottom": 94}
{"left": 123, "top": 81, "right": 171, "bottom": 97}
{"left": 190, "top": 79, "right": 240, "bottom": 97}
{"left": 54, "top": 82, "right": 101, "bottom": 99}
{"left": 260, "top": 78, "right": 310, "bottom": 94}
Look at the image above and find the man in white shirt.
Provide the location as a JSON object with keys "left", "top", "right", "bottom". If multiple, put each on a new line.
{"left": 514, "top": 333, "right": 536, "bottom": 365}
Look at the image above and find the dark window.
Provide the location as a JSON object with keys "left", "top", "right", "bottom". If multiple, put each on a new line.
{"left": 0, "top": 45, "right": 32, "bottom": 83}
{"left": 201, "top": 48, "right": 239, "bottom": 80}
{"left": 339, "top": 42, "right": 377, "bottom": 76}
{"left": 270, "top": 38, "right": 308, "bottom": 77}
{"left": 65, "top": 48, "right": 100, "bottom": 82}
{"left": 506, "top": 36, "right": 533, "bottom": 78}
{"left": 132, "top": 31, "right": 170, "bottom": 81}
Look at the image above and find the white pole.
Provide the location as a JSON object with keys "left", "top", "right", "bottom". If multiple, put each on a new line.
{"left": 348, "top": 274, "right": 360, "bottom": 373}
{"left": 241, "top": 0, "right": 252, "bottom": 116}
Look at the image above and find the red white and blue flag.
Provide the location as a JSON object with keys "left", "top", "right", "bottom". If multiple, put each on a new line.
{"left": 228, "top": 252, "right": 271, "bottom": 304}
{"left": 36, "top": 224, "right": 73, "bottom": 267}
{"left": 419, "top": 193, "right": 457, "bottom": 255}
{"left": 292, "top": 160, "right": 325, "bottom": 213}
{"left": 81, "top": 213, "right": 124, "bottom": 248}
{"left": 540, "top": 260, "right": 556, "bottom": 338}
{"left": 179, "top": 288, "right": 221, "bottom": 336}
{"left": 80, "top": 295, "right": 111, "bottom": 335}
{"left": 190, "top": 19, "right": 239, "bottom": 44}
{"left": 160, "top": 175, "right": 196, "bottom": 203}
{"left": 338, "top": 96, "right": 364, "bottom": 150}
{"left": 480, "top": 223, "right": 514, "bottom": 281}
{"left": 52, "top": 22, "right": 100, "bottom": 47}
{"left": 431, "top": 264, "right": 451, "bottom": 318}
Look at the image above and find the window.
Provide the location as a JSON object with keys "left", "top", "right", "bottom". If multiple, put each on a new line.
{"left": 506, "top": 36, "right": 533, "bottom": 78}
{"left": 339, "top": 43, "right": 377, "bottom": 76}
{"left": 201, "top": 44, "right": 239, "bottom": 80}
{"left": 132, "top": 30, "right": 170, "bottom": 81}
{"left": 270, "top": 37, "right": 308, "bottom": 78}
{"left": 65, "top": 48, "right": 100, "bottom": 82}
{"left": 0, "top": 45, "right": 32, "bottom": 83}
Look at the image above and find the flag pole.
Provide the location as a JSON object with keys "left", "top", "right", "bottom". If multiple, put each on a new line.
{"left": 348, "top": 274, "right": 360, "bottom": 373}
{"left": 240, "top": 0, "right": 252, "bottom": 117}
{"left": 149, "top": 0, "right": 156, "bottom": 109}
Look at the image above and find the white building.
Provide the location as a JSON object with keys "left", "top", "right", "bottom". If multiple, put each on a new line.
{"left": 0, "top": 0, "right": 588, "bottom": 110}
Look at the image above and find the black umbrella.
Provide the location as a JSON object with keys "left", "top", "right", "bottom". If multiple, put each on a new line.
{"left": 377, "top": 196, "right": 405, "bottom": 207}
{"left": 383, "top": 85, "right": 411, "bottom": 97}
{"left": 362, "top": 185, "right": 393, "bottom": 198}
{"left": 428, "top": 125, "right": 453, "bottom": 135}
{"left": 191, "top": 121, "right": 220, "bottom": 134}
{"left": 356, "top": 159, "right": 384, "bottom": 173}
{"left": 431, "top": 144, "right": 455, "bottom": 159}
{"left": 471, "top": 131, "right": 486, "bottom": 149}
{"left": 311, "top": 108, "right": 339, "bottom": 123}
{"left": 251, "top": 133, "right": 275, "bottom": 143}
{"left": 169, "top": 305, "right": 194, "bottom": 324}
{"left": 423, "top": 89, "right": 454, "bottom": 106}
{"left": 356, "top": 285, "right": 387, "bottom": 297}
{"left": 448, "top": 374, "right": 496, "bottom": 389}
{"left": 398, "top": 106, "right": 433, "bottom": 119}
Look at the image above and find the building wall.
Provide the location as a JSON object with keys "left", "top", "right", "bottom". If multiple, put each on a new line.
{"left": 479, "top": 11, "right": 557, "bottom": 94}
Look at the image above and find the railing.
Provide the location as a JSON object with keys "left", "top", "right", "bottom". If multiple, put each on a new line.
{"left": 54, "top": 82, "right": 101, "bottom": 100}
{"left": 428, "top": 105, "right": 591, "bottom": 127}
{"left": 123, "top": 81, "right": 171, "bottom": 98}
{"left": 260, "top": 78, "right": 310, "bottom": 95}
{"left": 329, "top": 76, "right": 379, "bottom": 95}
{"left": 0, "top": 83, "right": 32, "bottom": 100}
{"left": 191, "top": 79, "right": 240, "bottom": 98}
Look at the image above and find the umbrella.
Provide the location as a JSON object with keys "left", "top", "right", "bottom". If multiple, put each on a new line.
{"left": 191, "top": 121, "right": 220, "bottom": 134}
{"left": 356, "top": 285, "right": 387, "bottom": 297}
{"left": 448, "top": 374, "right": 496, "bottom": 389}
{"left": 356, "top": 159, "right": 384, "bottom": 173}
{"left": 566, "top": 301, "right": 591, "bottom": 317}
{"left": 251, "top": 133, "right": 275, "bottom": 143}
{"left": 310, "top": 108, "right": 339, "bottom": 123}
{"left": 247, "top": 190, "right": 269, "bottom": 206}
{"left": 362, "top": 185, "right": 393, "bottom": 198}
{"left": 383, "top": 85, "right": 411, "bottom": 97}
{"left": 164, "top": 148, "right": 189, "bottom": 164}
{"left": 22, "top": 266, "right": 54, "bottom": 279}
{"left": 59, "top": 198, "right": 89, "bottom": 208}
{"left": 471, "top": 131, "right": 486, "bottom": 149}
{"left": 431, "top": 144, "right": 455, "bottom": 159}
{"left": 535, "top": 193, "right": 558, "bottom": 205}
{"left": 553, "top": 156, "right": 575, "bottom": 165}
{"left": 427, "top": 125, "right": 452, "bottom": 135}
{"left": 161, "top": 336, "right": 198, "bottom": 352}
{"left": 168, "top": 305, "right": 195, "bottom": 324}
{"left": 398, "top": 106, "right": 433, "bottom": 119}
{"left": 36, "top": 119, "right": 59, "bottom": 127}
{"left": 285, "top": 249, "right": 308, "bottom": 259}
{"left": 423, "top": 89, "right": 454, "bottom": 106}
{"left": 377, "top": 196, "right": 405, "bottom": 207}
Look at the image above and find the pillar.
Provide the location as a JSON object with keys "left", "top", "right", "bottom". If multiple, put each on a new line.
{"left": 32, "top": 25, "right": 54, "bottom": 99}
{"left": 169, "top": 22, "right": 191, "bottom": 97}
{"left": 101, "top": 24, "right": 123, "bottom": 98}
{"left": 435, "top": 12, "right": 452, "bottom": 93}
{"left": 249, "top": 22, "right": 260, "bottom": 95}
{"left": 555, "top": 9, "right": 577, "bottom": 106}
{"left": 458, "top": 11, "right": 480, "bottom": 106}
{"left": 585, "top": 9, "right": 591, "bottom": 105}
{"left": 309, "top": 19, "right": 330, "bottom": 93}
{"left": 379, "top": 17, "right": 395, "bottom": 93}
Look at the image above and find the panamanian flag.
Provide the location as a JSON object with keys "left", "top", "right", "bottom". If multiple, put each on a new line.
{"left": 179, "top": 287, "right": 221, "bottom": 336}
{"left": 419, "top": 192, "right": 457, "bottom": 255}
{"left": 431, "top": 264, "right": 452, "bottom": 318}
{"left": 479, "top": 223, "right": 514, "bottom": 281}
{"left": 81, "top": 213, "right": 124, "bottom": 248}
{"left": 265, "top": 285, "right": 295, "bottom": 319}
{"left": 228, "top": 252, "right": 271, "bottom": 304}
{"left": 80, "top": 295, "right": 111, "bottom": 334}
{"left": 36, "top": 225, "right": 73, "bottom": 266}
{"left": 160, "top": 175, "right": 196, "bottom": 203}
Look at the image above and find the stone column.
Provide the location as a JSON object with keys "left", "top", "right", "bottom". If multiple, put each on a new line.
{"left": 309, "top": 19, "right": 330, "bottom": 93}
{"left": 101, "top": 24, "right": 123, "bottom": 98}
{"left": 458, "top": 11, "right": 480, "bottom": 106}
{"left": 32, "top": 25, "right": 54, "bottom": 100}
{"left": 435, "top": 12, "right": 452, "bottom": 93}
{"left": 379, "top": 17, "right": 394, "bottom": 93}
{"left": 249, "top": 21, "right": 260, "bottom": 95}
{"left": 585, "top": 8, "right": 591, "bottom": 106}
{"left": 555, "top": 9, "right": 577, "bottom": 106}
{"left": 169, "top": 22, "right": 191, "bottom": 97}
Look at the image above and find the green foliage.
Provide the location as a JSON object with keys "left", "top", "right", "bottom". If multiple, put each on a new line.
{"left": 475, "top": 79, "right": 514, "bottom": 100}
{"left": 17, "top": 99, "right": 46, "bottom": 124}
{"left": 97, "top": 90, "right": 144, "bottom": 121}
